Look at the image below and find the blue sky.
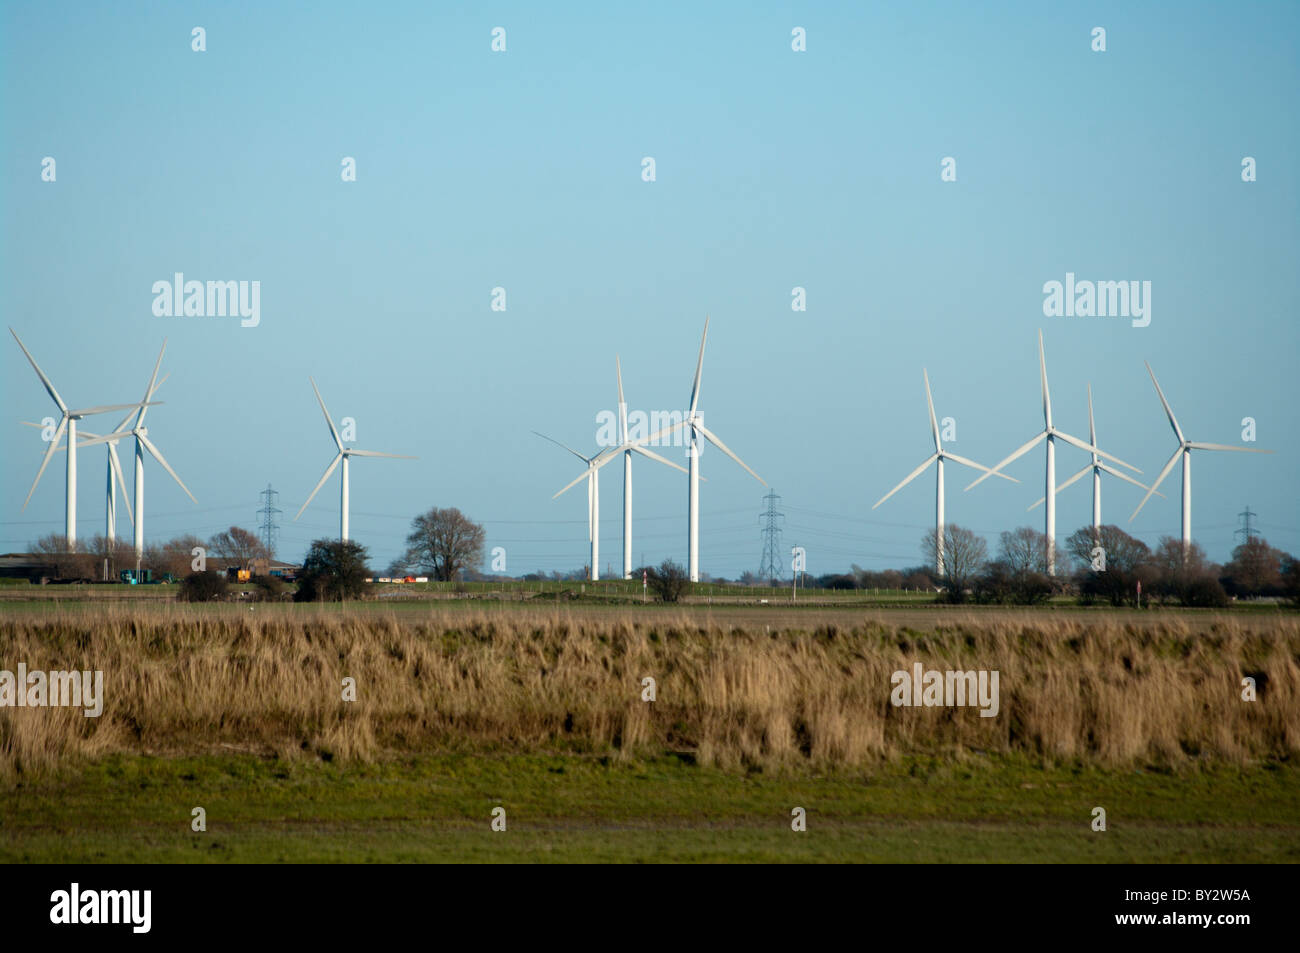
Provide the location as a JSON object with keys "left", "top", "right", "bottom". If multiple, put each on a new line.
{"left": 3, "top": 1, "right": 1297, "bottom": 577}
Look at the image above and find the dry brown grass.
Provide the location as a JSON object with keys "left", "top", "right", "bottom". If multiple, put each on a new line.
{"left": 1, "top": 606, "right": 1297, "bottom": 779}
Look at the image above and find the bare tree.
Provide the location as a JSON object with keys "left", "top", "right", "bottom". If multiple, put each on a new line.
{"left": 142, "top": 534, "right": 208, "bottom": 579}
{"left": 404, "top": 507, "right": 486, "bottom": 581}
{"left": 208, "top": 526, "right": 267, "bottom": 564}
{"left": 921, "top": 524, "right": 987, "bottom": 598}
{"left": 29, "top": 534, "right": 96, "bottom": 580}
{"left": 1064, "top": 524, "right": 1150, "bottom": 575}
{"left": 1223, "top": 536, "right": 1285, "bottom": 596}
{"left": 999, "top": 527, "right": 1051, "bottom": 576}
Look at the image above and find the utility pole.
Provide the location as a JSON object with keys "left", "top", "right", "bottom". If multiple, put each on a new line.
{"left": 1235, "top": 506, "right": 1259, "bottom": 546}
{"left": 759, "top": 490, "right": 784, "bottom": 583}
{"left": 257, "top": 484, "right": 281, "bottom": 559}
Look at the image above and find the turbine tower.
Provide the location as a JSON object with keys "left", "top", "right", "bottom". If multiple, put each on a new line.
{"left": 294, "top": 377, "right": 416, "bottom": 541}
{"left": 11, "top": 328, "right": 157, "bottom": 550}
{"left": 1129, "top": 362, "right": 1273, "bottom": 552}
{"left": 611, "top": 356, "right": 689, "bottom": 578}
{"left": 1028, "top": 383, "right": 1159, "bottom": 532}
{"left": 669, "top": 317, "right": 765, "bottom": 582}
{"left": 873, "top": 369, "right": 1017, "bottom": 576}
{"left": 966, "top": 329, "right": 1141, "bottom": 575}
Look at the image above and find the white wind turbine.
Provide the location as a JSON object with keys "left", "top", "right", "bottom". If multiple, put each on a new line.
{"left": 11, "top": 328, "right": 160, "bottom": 550}
{"left": 965, "top": 329, "right": 1141, "bottom": 575}
{"left": 80, "top": 342, "right": 194, "bottom": 559}
{"left": 1129, "top": 362, "right": 1273, "bottom": 552}
{"left": 611, "top": 356, "right": 691, "bottom": 579}
{"left": 534, "top": 433, "right": 607, "bottom": 581}
{"left": 872, "top": 369, "right": 1018, "bottom": 576}
{"left": 665, "top": 317, "right": 765, "bottom": 583}
{"left": 1029, "top": 383, "right": 1159, "bottom": 532}
{"left": 294, "top": 377, "right": 416, "bottom": 542}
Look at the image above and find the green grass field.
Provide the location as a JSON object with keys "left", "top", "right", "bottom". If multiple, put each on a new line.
{"left": 3, "top": 753, "right": 1297, "bottom": 863}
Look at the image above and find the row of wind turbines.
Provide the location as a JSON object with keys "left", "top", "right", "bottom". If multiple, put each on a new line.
{"left": 12, "top": 324, "right": 1273, "bottom": 581}
{"left": 873, "top": 329, "right": 1273, "bottom": 576}
{"left": 536, "top": 317, "right": 766, "bottom": 583}
{"left": 11, "top": 328, "right": 412, "bottom": 558}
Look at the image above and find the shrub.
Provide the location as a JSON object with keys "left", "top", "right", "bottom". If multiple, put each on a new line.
{"left": 294, "top": 539, "right": 370, "bottom": 602}
{"left": 177, "top": 571, "right": 228, "bottom": 602}
{"left": 1183, "top": 576, "right": 1229, "bottom": 608}
{"left": 646, "top": 559, "right": 689, "bottom": 603}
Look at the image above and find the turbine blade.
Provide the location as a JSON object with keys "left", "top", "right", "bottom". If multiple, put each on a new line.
{"left": 1028, "top": 464, "right": 1092, "bottom": 508}
{"left": 108, "top": 442, "right": 134, "bottom": 526}
{"left": 1052, "top": 430, "right": 1141, "bottom": 472}
{"left": 965, "top": 431, "right": 1044, "bottom": 491}
{"left": 310, "top": 377, "right": 344, "bottom": 451}
{"left": 68, "top": 402, "right": 162, "bottom": 417}
{"left": 942, "top": 452, "right": 1020, "bottom": 483}
{"left": 872, "top": 454, "right": 938, "bottom": 509}
{"left": 73, "top": 432, "right": 123, "bottom": 448}
{"left": 552, "top": 469, "right": 589, "bottom": 500}
{"left": 533, "top": 430, "right": 591, "bottom": 464}
{"left": 10, "top": 328, "right": 68, "bottom": 413}
{"left": 923, "top": 369, "right": 940, "bottom": 452}
{"left": 688, "top": 316, "right": 708, "bottom": 417}
{"left": 137, "top": 339, "right": 167, "bottom": 427}
{"left": 113, "top": 370, "right": 167, "bottom": 434}
{"left": 1129, "top": 447, "right": 1182, "bottom": 522}
{"left": 639, "top": 419, "right": 686, "bottom": 447}
{"left": 616, "top": 354, "right": 626, "bottom": 407}
{"left": 695, "top": 421, "right": 764, "bottom": 485}
{"left": 1098, "top": 462, "right": 1164, "bottom": 497}
{"left": 629, "top": 442, "right": 689, "bottom": 474}
{"left": 1185, "top": 442, "right": 1273, "bottom": 453}
{"left": 295, "top": 453, "right": 342, "bottom": 519}
{"left": 1145, "top": 362, "right": 1185, "bottom": 443}
{"left": 138, "top": 432, "right": 196, "bottom": 503}
{"left": 1087, "top": 382, "right": 1097, "bottom": 450}
{"left": 344, "top": 449, "right": 417, "bottom": 459}
{"left": 1038, "top": 329, "right": 1052, "bottom": 430}
{"left": 22, "top": 416, "right": 67, "bottom": 510}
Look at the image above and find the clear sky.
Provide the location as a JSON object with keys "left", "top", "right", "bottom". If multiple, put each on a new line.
{"left": 3, "top": 1, "right": 1297, "bottom": 578}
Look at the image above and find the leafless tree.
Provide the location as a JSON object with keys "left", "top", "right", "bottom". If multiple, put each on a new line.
{"left": 921, "top": 524, "right": 987, "bottom": 596}
{"left": 404, "top": 507, "right": 486, "bottom": 581}
{"left": 208, "top": 526, "right": 267, "bottom": 564}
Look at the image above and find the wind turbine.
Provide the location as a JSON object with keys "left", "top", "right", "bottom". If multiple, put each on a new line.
{"left": 534, "top": 433, "right": 607, "bottom": 581}
{"left": 1029, "top": 383, "right": 1160, "bottom": 532}
{"left": 294, "top": 377, "right": 416, "bottom": 541}
{"left": 10, "top": 328, "right": 159, "bottom": 550}
{"left": 872, "top": 369, "right": 1018, "bottom": 576}
{"left": 611, "top": 356, "right": 691, "bottom": 579}
{"left": 78, "top": 342, "right": 194, "bottom": 559}
{"left": 1129, "top": 362, "right": 1273, "bottom": 552}
{"left": 965, "top": 329, "right": 1141, "bottom": 575}
{"left": 672, "top": 317, "right": 765, "bottom": 583}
